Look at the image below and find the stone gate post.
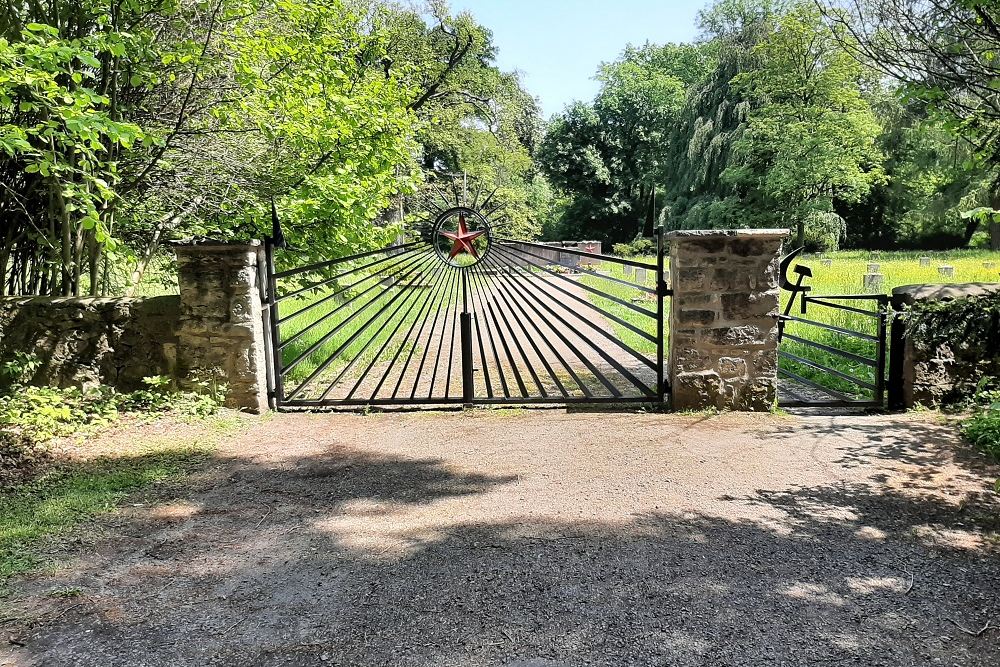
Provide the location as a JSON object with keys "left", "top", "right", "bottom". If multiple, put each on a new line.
{"left": 666, "top": 229, "right": 788, "bottom": 411}
{"left": 173, "top": 241, "right": 269, "bottom": 413}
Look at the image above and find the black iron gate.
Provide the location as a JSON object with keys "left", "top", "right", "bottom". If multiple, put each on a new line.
{"left": 262, "top": 209, "right": 668, "bottom": 409}
{"left": 776, "top": 252, "right": 889, "bottom": 408}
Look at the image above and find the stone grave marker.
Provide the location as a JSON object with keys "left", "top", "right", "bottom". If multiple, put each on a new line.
{"left": 863, "top": 273, "right": 884, "bottom": 292}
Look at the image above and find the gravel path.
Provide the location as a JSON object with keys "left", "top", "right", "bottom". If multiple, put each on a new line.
{"left": 3, "top": 410, "right": 999, "bottom": 666}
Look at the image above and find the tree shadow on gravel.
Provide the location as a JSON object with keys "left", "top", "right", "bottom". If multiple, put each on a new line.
{"left": 762, "top": 414, "right": 999, "bottom": 491}
{"left": 4, "top": 441, "right": 1000, "bottom": 667}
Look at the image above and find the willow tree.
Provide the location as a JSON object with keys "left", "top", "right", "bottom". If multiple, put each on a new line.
{"left": 661, "top": 0, "right": 786, "bottom": 232}
{"left": 728, "top": 2, "right": 883, "bottom": 248}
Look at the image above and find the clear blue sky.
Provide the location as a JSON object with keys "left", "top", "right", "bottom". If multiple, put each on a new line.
{"left": 450, "top": 0, "right": 710, "bottom": 118}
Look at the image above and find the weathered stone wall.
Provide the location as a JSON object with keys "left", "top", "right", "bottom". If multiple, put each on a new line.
{"left": 892, "top": 283, "right": 1000, "bottom": 408}
{"left": 667, "top": 229, "right": 787, "bottom": 411}
{"left": 174, "top": 242, "right": 269, "bottom": 412}
{"left": 507, "top": 241, "right": 603, "bottom": 269}
{"left": 0, "top": 296, "right": 179, "bottom": 391}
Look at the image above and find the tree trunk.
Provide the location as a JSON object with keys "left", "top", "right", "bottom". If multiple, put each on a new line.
{"left": 796, "top": 218, "right": 805, "bottom": 248}
{"left": 643, "top": 184, "right": 657, "bottom": 238}
{"left": 990, "top": 187, "right": 1000, "bottom": 251}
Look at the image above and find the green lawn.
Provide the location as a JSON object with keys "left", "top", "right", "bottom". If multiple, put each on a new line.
{"left": 577, "top": 259, "right": 663, "bottom": 359}
{"left": 780, "top": 249, "right": 1000, "bottom": 399}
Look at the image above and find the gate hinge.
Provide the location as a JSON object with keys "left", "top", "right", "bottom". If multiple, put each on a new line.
{"left": 656, "top": 281, "right": 672, "bottom": 297}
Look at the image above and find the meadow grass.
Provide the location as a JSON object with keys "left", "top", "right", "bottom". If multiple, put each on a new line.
{"left": 577, "top": 259, "right": 663, "bottom": 359}
{"left": 780, "top": 249, "right": 999, "bottom": 398}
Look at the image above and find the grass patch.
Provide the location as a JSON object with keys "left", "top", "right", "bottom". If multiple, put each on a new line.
{"left": 778, "top": 249, "right": 999, "bottom": 398}
{"left": 0, "top": 443, "right": 213, "bottom": 586}
{"left": 963, "top": 409, "right": 1000, "bottom": 459}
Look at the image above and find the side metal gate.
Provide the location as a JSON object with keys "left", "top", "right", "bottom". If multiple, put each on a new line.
{"left": 777, "top": 252, "right": 889, "bottom": 408}
{"left": 262, "top": 206, "right": 668, "bottom": 409}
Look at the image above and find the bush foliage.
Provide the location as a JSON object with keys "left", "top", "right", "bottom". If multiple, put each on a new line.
{"left": 0, "top": 358, "right": 221, "bottom": 480}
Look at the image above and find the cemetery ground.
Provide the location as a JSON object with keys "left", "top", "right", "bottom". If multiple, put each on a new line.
{"left": 2, "top": 408, "right": 999, "bottom": 666}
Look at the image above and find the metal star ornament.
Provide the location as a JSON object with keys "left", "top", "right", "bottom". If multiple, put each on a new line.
{"left": 440, "top": 213, "right": 487, "bottom": 259}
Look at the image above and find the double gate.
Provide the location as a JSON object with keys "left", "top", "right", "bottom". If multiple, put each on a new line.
{"left": 262, "top": 207, "right": 668, "bottom": 409}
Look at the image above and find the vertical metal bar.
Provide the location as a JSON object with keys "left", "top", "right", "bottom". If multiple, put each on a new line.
{"left": 461, "top": 312, "right": 474, "bottom": 407}
{"left": 474, "top": 261, "right": 549, "bottom": 397}
{"left": 257, "top": 242, "right": 276, "bottom": 411}
{"left": 875, "top": 308, "right": 888, "bottom": 406}
{"left": 265, "top": 238, "right": 285, "bottom": 407}
{"left": 887, "top": 295, "right": 906, "bottom": 411}
{"left": 655, "top": 226, "right": 666, "bottom": 404}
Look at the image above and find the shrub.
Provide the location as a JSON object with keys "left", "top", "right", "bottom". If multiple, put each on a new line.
{"left": 1, "top": 368, "right": 222, "bottom": 479}
{"left": 961, "top": 377, "right": 1000, "bottom": 459}
{"left": 612, "top": 237, "right": 655, "bottom": 257}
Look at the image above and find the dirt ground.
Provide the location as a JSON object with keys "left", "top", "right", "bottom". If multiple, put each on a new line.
{"left": 2, "top": 409, "right": 999, "bottom": 666}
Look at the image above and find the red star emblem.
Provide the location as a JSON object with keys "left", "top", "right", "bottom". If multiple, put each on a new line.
{"left": 584, "top": 243, "right": 597, "bottom": 253}
{"left": 440, "top": 213, "right": 487, "bottom": 259}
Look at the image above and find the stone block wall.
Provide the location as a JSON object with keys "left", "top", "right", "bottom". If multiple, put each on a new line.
{"left": 174, "top": 242, "right": 269, "bottom": 412}
{"left": 891, "top": 283, "right": 1000, "bottom": 408}
{"left": 0, "top": 296, "right": 179, "bottom": 391}
{"left": 666, "top": 229, "right": 787, "bottom": 411}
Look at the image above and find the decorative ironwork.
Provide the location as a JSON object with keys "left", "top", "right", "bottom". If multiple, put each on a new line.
{"left": 777, "top": 253, "right": 888, "bottom": 408}
{"left": 432, "top": 206, "right": 492, "bottom": 266}
{"left": 262, "top": 189, "right": 668, "bottom": 409}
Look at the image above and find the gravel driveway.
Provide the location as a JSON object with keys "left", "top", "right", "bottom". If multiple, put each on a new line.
{"left": 3, "top": 410, "right": 999, "bottom": 666}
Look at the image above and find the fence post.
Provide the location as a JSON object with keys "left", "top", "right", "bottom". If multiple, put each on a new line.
{"left": 173, "top": 240, "right": 269, "bottom": 413}
{"left": 666, "top": 229, "right": 789, "bottom": 411}
{"left": 887, "top": 294, "right": 907, "bottom": 411}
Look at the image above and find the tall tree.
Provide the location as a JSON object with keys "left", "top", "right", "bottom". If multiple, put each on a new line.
{"left": 826, "top": 0, "right": 1000, "bottom": 248}
{"left": 661, "top": 0, "right": 786, "bottom": 232}
{"left": 729, "top": 2, "right": 883, "bottom": 247}
{"left": 538, "top": 42, "right": 712, "bottom": 243}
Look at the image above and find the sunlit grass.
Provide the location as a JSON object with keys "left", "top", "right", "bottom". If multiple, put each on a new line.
{"left": 779, "top": 249, "right": 999, "bottom": 398}
{"left": 577, "top": 259, "right": 664, "bottom": 358}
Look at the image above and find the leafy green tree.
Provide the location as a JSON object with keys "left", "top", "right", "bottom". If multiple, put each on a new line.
{"left": 826, "top": 0, "right": 1000, "bottom": 249}
{"left": 225, "top": 0, "right": 419, "bottom": 265}
{"left": 383, "top": 2, "right": 545, "bottom": 240}
{"left": 661, "top": 0, "right": 784, "bottom": 232}
{"left": 729, "top": 2, "right": 883, "bottom": 248}
{"left": 539, "top": 42, "right": 712, "bottom": 244}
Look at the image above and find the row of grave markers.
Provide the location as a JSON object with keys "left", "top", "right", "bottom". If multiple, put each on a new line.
{"left": 814, "top": 257, "right": 999, "bottom": 293}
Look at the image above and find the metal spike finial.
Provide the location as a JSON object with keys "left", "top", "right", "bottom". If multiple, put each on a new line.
{"left": 270, "top": 198, "right": 286, "bottom": 248}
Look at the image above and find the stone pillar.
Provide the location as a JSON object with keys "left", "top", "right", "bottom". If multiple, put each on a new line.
{"left": 666, "top": 229, "right": 788, "bottom": 411}
{"left": 173, "top": 241, "right": 269, "bottom": 413}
